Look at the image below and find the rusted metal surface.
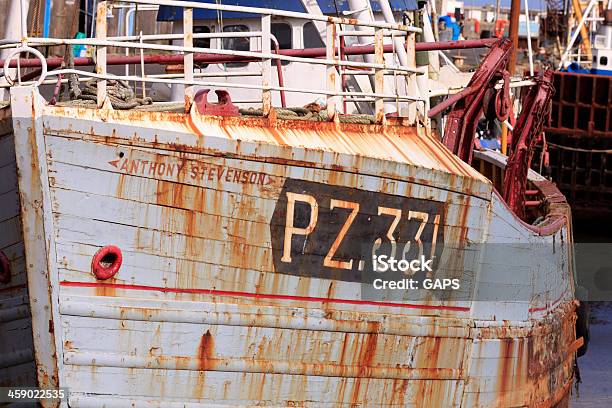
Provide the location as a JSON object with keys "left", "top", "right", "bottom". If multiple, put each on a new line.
{"left": 532, "top": 137, "right": 612, "bottom": 213}
{"left": 193, "top": 89, "right": 240, "bottom": 116}
{"left": 502, "top": 68, "right": 555, "bottom": 219}
{"left": 529, "top": 70, "right": 612, "bottom": 214}
{"left": 428, "top": 40, "right": 513, "bottom": 163}
{"left": 546, "top": 71, "right": 612, "bottom": 138}
{"left": 429, "top": 39, "right": 514, "bottom": 164}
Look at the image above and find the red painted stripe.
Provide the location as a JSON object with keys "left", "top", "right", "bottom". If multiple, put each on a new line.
{"left": 528, "top": 291, "right": 568, "bottom": 313}
{"left": 59, "top": 281, "right": 470, "bottom": 312}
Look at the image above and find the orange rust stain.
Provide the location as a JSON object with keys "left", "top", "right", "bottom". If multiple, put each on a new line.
{"left": 338, "top": 333, "right": 350, "bottom": 366}
{"left": 198, "top": 330, "right": 214, "bottom": 371}
{"left": 116, "top": 172, "right": 126, "bottom": 198}
{"left": 265, "top": 125, "right": 288, "bottom": 146}
{"left": 95, "top": 278, "right": 116, "bottom": 297}
{"left": 257, "top": 374, "right": 267, "bottom": 401}
{"left": 429, "top": 337, "right": 443, "bottom": 368}
{"left": 390, "top": 378, "right": 409, "bottom": 405}
{"left": 184, "top": 210, "right": 197, "bottom": 257}
{"left": 322, "top": 281, "right": 336, "bottom": 318}
{"left": 498, "top": 338, "right": 515, "bottom": 397}
{"left": 349, "top": 325, "right": 380, "bottom": 406}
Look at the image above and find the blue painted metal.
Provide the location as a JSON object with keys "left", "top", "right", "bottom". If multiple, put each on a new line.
{"left": 157, "top": 0, "right": 307, "bottom": 21}
{"left": 439, "top": 16, "right": 460, "bottom": 41}
{"left": 43, "top": 0, "right": 52, "bottom": 37}
{"left": 518, "top": 21, "right": 539, "bottom": 39}
{"left": 157, "top": 0, "right": 418, "bottom": 21}
{"left": 566, "top": 62, "right": 612, "bottom": 76}
{"left": 316, "top": 0, "right": 418, "bottom": 14}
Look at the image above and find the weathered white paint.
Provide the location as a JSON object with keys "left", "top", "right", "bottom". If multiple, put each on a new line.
{"left": 4, "top": 87, "right": 577, "bottom": 407}
{"left": 0, "top": 113, "right": 37, "bottom": 390}
{"left": 10, "top": 87, "right": 66, "bottom": 407}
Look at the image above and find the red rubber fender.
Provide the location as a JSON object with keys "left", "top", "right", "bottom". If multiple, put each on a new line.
{"left": 0, "top": 251, "right": 10, "bottom": 284}
{"left": 91, "top": 245, "right": 123, "bottom": 280}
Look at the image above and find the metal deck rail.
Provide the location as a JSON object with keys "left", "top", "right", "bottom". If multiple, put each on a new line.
{"left": 1, "top": 0, "right": 428, "bottom": 124}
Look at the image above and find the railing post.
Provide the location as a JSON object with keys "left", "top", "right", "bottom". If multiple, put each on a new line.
{"left": 184, "top": 7, "right": 194, "bottom": 109}
{"left": 326, "top": 22, "right": 340, "bottom": 122}
{"left": 261, "top": 14, "right": 272, "bottom": 116}
{"left": 95, "top": 1, "right": 108, "bottom": 108}
{"left": 374, "top": 28, "right": 385, "bottom": 125}
{"left": 405, "top": 31, "right": 419, "bottom": 122}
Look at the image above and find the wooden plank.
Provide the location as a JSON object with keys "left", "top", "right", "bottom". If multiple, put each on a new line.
{"left": 0, "top": 163, "right": 18, "bottom": 195}
{"left": 50, "top": 163, "right": 484, "bottom": 232}
{"left": 61, "top": 315, "right": 468, "bottom": 370}
{"left": 55, "top": 240, "right": 366, "bottom": 305}
{"left": 53, "top": 209, "right": 476, "bottom": 287}
{"left": 51, "top": 187, "right": 274, "bottom": 246}
{"left": 11, "top": 87, "right": 62, "bottom": 394}
{"left": 0, "top": 133, "right": 15, "bottom": 168}
{"left": 0, "top": 216, "right": 23, "bottom": 249}
{"left": 1, "top": 241, "right": 25, "bottom": 262}
{"left": 45, "top": 134, "right": 479, "bottom": 206}
{"left": 42, "top": 113, "right": 492, "bottom": 200}
{"left": 0, "top": 130, "right": 32, "bottom": 387}
{"left": 62, "top": 365, "right": 463, "bottom": 406}
{"left": 0, "top": 256, "right": 27, "bottom": 288}
{"left": 0, "top": 189, "right": 20, "bottom": 222}
{"left": 54, "top": 213, "right": 274, "bottom": 271}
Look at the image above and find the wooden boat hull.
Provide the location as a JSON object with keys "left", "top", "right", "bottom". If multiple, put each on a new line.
{"left": 0, "top": 87, "right": 577, "bottom": 407}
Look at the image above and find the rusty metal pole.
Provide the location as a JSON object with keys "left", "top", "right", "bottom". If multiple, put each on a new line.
{"left": 508, "top": 0, "right": 521, "bottom": 73}
{"left": 502, "top": 0, "right": 521, "bottom": 154}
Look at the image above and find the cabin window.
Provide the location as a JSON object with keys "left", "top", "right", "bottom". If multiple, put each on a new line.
{"left": 271, "top": 23, "right": 292, "bottom": 65}
{"left": 223, "top": 25, "right": 250, "bottom": 67}
{"left": 303, "top": 22, "right": 324, "bottom": 48}
{"left": 600, "top": 56, "right": 609, "bottom": 67}
{"left": 193, "top": 26, "right": 210, "bottom": 69}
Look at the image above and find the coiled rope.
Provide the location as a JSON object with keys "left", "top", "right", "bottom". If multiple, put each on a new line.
{"left": 69, "top": 78, "right": 153, "bottom": 109}
{"left": 239, "top": 107, "right": 376, "bottom": 124}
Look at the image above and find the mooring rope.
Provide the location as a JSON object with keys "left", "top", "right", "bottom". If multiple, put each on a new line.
{"left": 70, "top": 78, "right": 153, "bottom": 109}
{"left": 239, "top": 107, "right": 376, "bottom": 124}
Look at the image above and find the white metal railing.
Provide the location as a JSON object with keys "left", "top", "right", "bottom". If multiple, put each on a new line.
{"left": 2, "top": 0, "right": 427, "bottom": 124}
